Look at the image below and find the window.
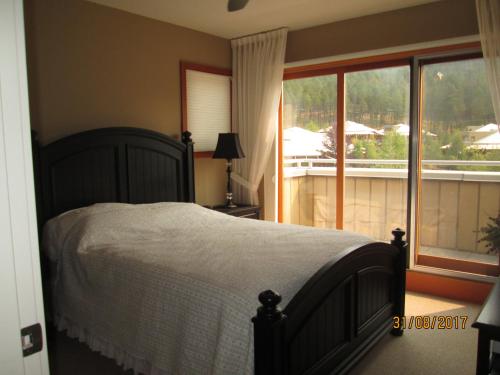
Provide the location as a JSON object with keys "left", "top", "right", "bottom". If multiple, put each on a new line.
{"left": 282, "top": 74, "right": 338, "bottom": 227}
{"left": 281, "top": 62, "right": 410, "bottom": 239}
{"left": 279, "top": 43, "right": 500, "bottom": 277}
{"left": 344, "top": 66, "right": 410, "bottom": 241}
{"left": 180, "top": 63, "right": 231, "bottom": 156}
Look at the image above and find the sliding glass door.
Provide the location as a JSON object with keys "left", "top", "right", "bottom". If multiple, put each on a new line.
{"left": 280, "top": 46, "right": 500, "bottom": 277}
{"left": 417, "top": 56, "right": 500, "bottom": 275}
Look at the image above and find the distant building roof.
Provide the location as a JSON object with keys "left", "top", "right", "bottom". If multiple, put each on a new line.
{"left": 474, "top": 123, "right": 498, "bottom": 133}
{"left": 380, "top": 123, "right": 436, "bottom": 137}
{"left": 345, "top": 121, "right": 382, "bottom": 136}
{"left": 318, "top": 121, "right": 381, "bottom": 136}
{"left": 469, "top": 131, "right": 500, "bottom": 150}
{"left": 466, "top": 123, "right": 499, "bottom": 143}
{"left": 283, "top": 127, "right": 326, "bottom": 157}
{"left": 383, "top": 123, "right": 410, "bottom": 136}
{"left": 284, "top": 122, "right": 381, "bottom": 158}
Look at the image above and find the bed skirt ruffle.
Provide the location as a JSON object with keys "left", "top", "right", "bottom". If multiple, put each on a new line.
{"left": 55, "top": 315, "right": 165, "bottom": 375}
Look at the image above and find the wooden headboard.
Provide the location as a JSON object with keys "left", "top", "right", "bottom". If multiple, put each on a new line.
{"left": 33, "top": 127, "right": 195, "bottom": 226}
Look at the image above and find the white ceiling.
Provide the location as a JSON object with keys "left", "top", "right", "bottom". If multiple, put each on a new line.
{"left": 88, "top": 0, "right": 442, "bottom": 39}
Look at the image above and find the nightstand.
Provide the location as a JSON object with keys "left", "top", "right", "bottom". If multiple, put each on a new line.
{"left": 211, "top": 205, "right": 260, "bottom": 220}
{"left": 473, "top": 278, "right": 500, "bottom": 375}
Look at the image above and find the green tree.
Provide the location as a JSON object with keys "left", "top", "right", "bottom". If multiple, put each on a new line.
{"left": 321, "top": 126, "right": 337, "bottom": 159}
{"left": 444, "top": 129, "right": 465, "bottom": 160}
{"left": 365, "top": 140, "right": 380, "bottom": 159}
{"left": 303, "top": 120, "right": 321, "bottom": 132}
{"left": 423, "top": 135, "right": 443, "bottom": 160}
{"left": 380, "top": 132, "right": 408, "bottom": 160}
{"left": 351, "top": 139, "right": 366, "bottom": 159}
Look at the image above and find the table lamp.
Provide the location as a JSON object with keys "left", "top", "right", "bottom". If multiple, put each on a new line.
{"left": 213, "top": 133, "right": 245, "bottom": 208}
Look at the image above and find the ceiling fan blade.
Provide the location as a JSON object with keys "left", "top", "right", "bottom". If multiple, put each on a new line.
{"left": 228, "top": 0, "right": 249, "bottom": 12}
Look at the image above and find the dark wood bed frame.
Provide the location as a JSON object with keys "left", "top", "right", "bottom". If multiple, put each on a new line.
{"left": 33, "top": 127, "right": 407, "bottom": 375}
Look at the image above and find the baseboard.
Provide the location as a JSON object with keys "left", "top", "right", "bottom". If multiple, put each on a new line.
{"left": 406, "top": 270, "right": 494, "bottom": 304}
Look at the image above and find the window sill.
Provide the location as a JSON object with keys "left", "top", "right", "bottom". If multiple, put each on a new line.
{"left": 406, "top": 267, "right": 496, "bottom": 304}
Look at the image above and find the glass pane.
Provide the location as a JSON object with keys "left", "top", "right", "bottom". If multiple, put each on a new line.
{"left": 419, "top": 58, "right": 499, "bottom": 273}
{"left": 344, "top": 66, "right": 410, "bottom": 241}
{"left": 282, "top": 74, "right": 337, "bottom": 227}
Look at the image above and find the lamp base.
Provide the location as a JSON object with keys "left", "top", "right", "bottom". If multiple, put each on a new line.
{"left": 225, "top": 192, "right": 237, "bottom": 208}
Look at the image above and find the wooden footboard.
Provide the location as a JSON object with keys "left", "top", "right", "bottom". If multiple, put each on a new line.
{"left": 253, "top": 229, "right": 407, "bottom": 375}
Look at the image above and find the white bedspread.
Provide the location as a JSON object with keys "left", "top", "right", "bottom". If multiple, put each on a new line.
{"left": 43, "top": 202, "right": 372, "bottom": 375}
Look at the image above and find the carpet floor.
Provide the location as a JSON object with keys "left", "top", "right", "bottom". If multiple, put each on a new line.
{"left": 48, "top": 292, "right": 480, "bottom": 375}
{"left": 351, "top": 292, "right": 480, "bottom": 375}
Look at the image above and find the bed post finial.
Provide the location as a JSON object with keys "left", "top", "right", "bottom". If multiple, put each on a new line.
{"left": 391, "top": 228, "right": 407, "bottom": 337}
{"left": 252, "top": 290, "right": 286, "bottom": 375}
{"left": 391, "top": 228, "right": 407, "bottom": 269}
{"left": 181, "top": 130, "right": 195, "bottom": 203}
{"left": 391, "top": 228, "right": 404, "bottom": 245}
{"left": 181, "top": 131, "right": 192, "bottom": 144}
{"left": 256, "top": 290, "right": 284, "bottom": 322}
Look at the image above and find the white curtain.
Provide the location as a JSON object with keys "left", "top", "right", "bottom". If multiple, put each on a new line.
{"left": 231, "top": 28, "right": 287, "bottom": 205}
{"left": 476, "top": 0, "right": 500, "bottom": 126}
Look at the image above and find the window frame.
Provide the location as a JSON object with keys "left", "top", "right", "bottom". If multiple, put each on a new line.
{"left": 282, "top": 59, "right": 411, "bottom": 230}
{"left": 279, "top": 41, "right": 500, "bottom": 278}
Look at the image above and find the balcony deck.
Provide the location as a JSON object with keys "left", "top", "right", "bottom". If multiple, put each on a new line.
{"left": 283, "top": 158, "right": 500, "bottom": 266}
{"left": 419, "top": 246, "right": 497, "bottom": 264}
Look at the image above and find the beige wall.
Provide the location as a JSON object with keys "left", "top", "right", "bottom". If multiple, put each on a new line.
{"left": 286, "top": 0, "right": 478, "bottom": 63}
{"left": 262, "top": 0, "right": 479, "bottom": 219}
{"left": 24, "top": 0, "right": 479, "bottom": 208}
{"left": 24, "top": 0, "right": 230, "bottom": 205}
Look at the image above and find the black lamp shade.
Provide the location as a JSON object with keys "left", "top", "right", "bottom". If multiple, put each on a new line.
{"left": 213, "top": 133, "right": 245, "bottom": 160}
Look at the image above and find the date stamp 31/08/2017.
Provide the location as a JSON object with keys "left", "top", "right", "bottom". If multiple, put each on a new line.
{"left": 393, "top": 315, "right": 469, "bottom": 330}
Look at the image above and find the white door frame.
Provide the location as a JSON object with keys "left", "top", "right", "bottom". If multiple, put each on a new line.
{"left": 0, "top": 0, "right": 49, "bottom": 374}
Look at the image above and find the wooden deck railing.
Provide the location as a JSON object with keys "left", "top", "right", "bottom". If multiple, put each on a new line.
{"left": 283, "top": 162, "right": 500, "bottom": 255}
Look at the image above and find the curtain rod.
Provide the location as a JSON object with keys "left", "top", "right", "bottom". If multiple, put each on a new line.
{"left": 230, "top": 26, "right": 288, "bottom": 41}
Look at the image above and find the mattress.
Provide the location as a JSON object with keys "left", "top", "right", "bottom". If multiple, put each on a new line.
{"left": 43, "top": 202, "right": 372, "bottom": 375}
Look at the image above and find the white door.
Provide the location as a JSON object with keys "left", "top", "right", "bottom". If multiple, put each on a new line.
{"left": 0, "top": 1, "right": 49, "bottom": 374}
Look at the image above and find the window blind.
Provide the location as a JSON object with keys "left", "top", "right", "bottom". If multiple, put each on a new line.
{"left": 186, "top": 69, "right": 231, "bottom": 152}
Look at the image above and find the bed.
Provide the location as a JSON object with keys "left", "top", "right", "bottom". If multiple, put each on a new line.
{"left": 33, "top": 127, "right": 407, "bottom": 375}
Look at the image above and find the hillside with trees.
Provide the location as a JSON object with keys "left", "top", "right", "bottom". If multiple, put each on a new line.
{"left": 283, "top": 59, "right": 498, "bottom": 169}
